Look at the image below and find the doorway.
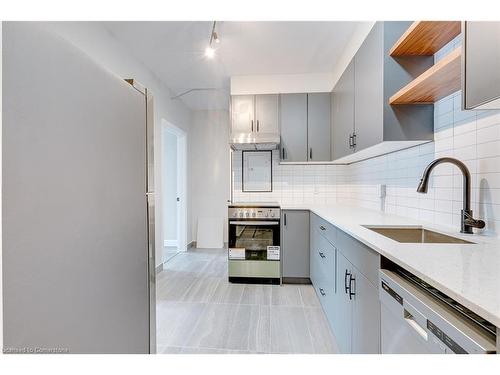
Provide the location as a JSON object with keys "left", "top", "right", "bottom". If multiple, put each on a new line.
{"left": 161, "top": 120, "right": 187, "bottom": 264}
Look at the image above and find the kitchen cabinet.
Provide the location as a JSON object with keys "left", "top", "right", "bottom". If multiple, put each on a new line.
{"left": 230, "top": 94, "right": 279, "bottom": 137}
{"left": 231, "top": 95, "right": 254, "bottom": 134}
{"left": 279, "top": 94, "right": 308, "bottom": 162}
{"left": 332, "top": 60, "right": 355, "bottom": 160}
{"left": 462, "top": 21, "right": 500, "bottom": 110}
{"left": 309, "top": 212, "right": 381, "bottom": 354}
{"left": 307, "top": 93, "right": 331, "bottom": 161}
{"left": 255, "top": 94, "right": 279, "bottom": 133}
{"left": 280, "top": 92, "right": 331, "bottom": 162}
{"left": 282, "top": 210, "right": 310, "bottom": 280}
{"left": 331, "top": 21, "right": 434, "bottom": 161}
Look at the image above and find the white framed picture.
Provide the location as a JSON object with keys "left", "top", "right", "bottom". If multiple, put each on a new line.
{"left": 242, "top": 150, "right": 272, "bottom": 192}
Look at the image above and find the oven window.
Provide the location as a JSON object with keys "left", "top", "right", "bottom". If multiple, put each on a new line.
{"left": 229, "top": 223, "right": 279, "bottom": 260}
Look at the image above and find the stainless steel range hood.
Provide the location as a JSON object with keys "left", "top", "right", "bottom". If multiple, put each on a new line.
{"left": 229, "top": 133, "right": 280, "bottom": 150}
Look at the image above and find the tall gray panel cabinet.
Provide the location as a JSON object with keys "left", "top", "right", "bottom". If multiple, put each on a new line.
{"left": 282, "top": 210, "right": 310, "bottom": 281}
{"left": 279, "top": 94, "right": 308, "bottom": 162}
{"left": 331, "top": 21, "right": 435, "bottom": 160}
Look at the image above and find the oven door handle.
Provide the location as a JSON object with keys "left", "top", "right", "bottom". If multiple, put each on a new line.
{"left": 229, "top": 221, "right": 280, "bottom": 225}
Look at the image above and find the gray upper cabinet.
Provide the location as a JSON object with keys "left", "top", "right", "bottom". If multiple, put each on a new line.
{"left": 354, "top": 22, "right": 384, "bottom": 152}
{"left": 231, "top": 95, "right": 254, "bottom": 135}
{"left": 280, "top": 92, "right": 332, "bottom": 162}
{"left": 282, "top": 210, "right": 310, "bottom": 279}
{"left": 307, "top": 93, "right": 331, "bottom": 161}
{"left": 332, "top": 21, "right": 435, "bottom": 161}
{"left": 255, "top": 94, "right": 279, "bottom": 134}
{"left": 462, "top": 21, "right": 500, "bottom": 110}
{"left": 332, "top": 59, "right": 355, "bottom": 160}
{"left": 230, "top": 94, "right": 279, "bottom": 137}
{"left": 280, "top": 93, "right": 308, "bottom": 162}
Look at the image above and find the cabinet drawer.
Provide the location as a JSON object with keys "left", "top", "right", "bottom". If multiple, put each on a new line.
{"left": 311, "top": 212, "right": 337, "bottom": 246}
{"left": 336, "top": 230, "right": 379, "bottom": 286}
{"left": 313, "top": 279, "right": 335, "bottom": 326}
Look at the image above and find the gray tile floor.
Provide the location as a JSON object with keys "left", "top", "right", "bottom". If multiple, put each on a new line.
{"left": 156, "top": 248, "right": 339, "bottom": 354}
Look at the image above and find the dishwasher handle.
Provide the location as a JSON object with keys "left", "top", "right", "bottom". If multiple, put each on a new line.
{"left": 403, "top": 300, "right": 428, "bottom": 341}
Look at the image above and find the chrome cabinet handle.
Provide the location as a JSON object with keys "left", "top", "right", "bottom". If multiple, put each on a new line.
{"left": 309, "top": 148, "right": 313, "bottom": 160}
{"left": 352, "top": 133, "right": 357, "bottom": 148}
{"left": 257, "top": 120, "right": 260, "bottom": 132}
{"left": 282, "top": 147, "right": 286, "bottom": 160}
{"left": 319, "top": 225, "right": 326, "bottom": 231}
{"left": 319, "top": 288, "right": 326, "bottom": 296}
{"left": 284, "top": 213, "right": 287, "bottom": 226}
{"left": 318, "top": 251, "right": 326, "bottom": 258}
{"left": 251, "top": 120, "right": 254, "bottom": 132}
{"left": 348, "top": 134, "right": 353, "bottom": 148}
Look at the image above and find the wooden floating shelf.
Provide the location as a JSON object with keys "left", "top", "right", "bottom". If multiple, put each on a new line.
{"left": 390, "top": 21, "right": 461, "bottom": 56}
{"left": 389, "top": 47, "right": 461, "bottom": 104}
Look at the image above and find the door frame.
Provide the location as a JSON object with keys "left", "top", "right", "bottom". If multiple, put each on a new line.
{"left": 160, "top": 120, "right": 188, "bottom": 257}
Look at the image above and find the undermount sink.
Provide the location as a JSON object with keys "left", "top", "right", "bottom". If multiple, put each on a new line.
{"left": 363, "top": 226, "right": 475, "bottom": 244}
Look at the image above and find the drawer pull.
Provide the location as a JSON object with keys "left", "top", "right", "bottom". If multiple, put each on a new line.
{"left": 344, "top": 269, "right": 351, "bottom": 294}
{"left": 319, "top": 288, "right": 326, "bottom": 296}
{"left": 318, "top": 251, "right": 326, "bottom": 258}
{"left": 319, "top": 225, "right": 326, "bottom": 231}
{"left": 348, "top": 275, "right": 356, "bottom": 300}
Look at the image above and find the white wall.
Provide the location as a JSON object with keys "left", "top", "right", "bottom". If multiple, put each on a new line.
{"left": 163, "top": 131, "right": 177, "bottom": 242}
{"left": 190, "top": 110, "right": 231, "bottom": 243}
{"left": 36, "top": 22, "right": 194, "bottom": 266}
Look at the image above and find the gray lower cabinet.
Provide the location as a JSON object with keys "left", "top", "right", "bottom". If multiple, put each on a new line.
{"left": 309, "top": 212, "right": 381, "bottom": 354}
{"left": 351, "top": 269, "right": 381, "bottom": 354}
{"left": 307, "top": 92, "right": 331, "bottom": 161}
{"left": 280, "top": 94, "right": 308, "bottom": 162}
{"left": 282, "top": 210, "right": 310, "bottom": 279}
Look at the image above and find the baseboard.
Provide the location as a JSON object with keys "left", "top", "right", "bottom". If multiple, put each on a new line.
{"left": 164, "top": 239, "right": 178, "bottom": 247}
{"left": 187, "top": 241, "right": 195, "bottom": 249}
{"left": 282, "top": 277, "right": 311, "bottom": 285}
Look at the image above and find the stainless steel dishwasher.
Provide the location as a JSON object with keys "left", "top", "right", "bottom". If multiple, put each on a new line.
{"left": 379, "top": 269, "right": 496, "bottom": 354}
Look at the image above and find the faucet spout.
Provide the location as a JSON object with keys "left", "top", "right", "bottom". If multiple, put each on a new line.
{"left": 416, "top": 157, "right": 484, "bottom": 234}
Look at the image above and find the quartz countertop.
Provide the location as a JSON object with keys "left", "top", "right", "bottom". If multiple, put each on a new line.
{"left": 282, "top": 204, "right": 500, "bottom": 328}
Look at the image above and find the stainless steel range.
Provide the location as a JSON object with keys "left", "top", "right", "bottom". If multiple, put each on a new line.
{"left": 228, "top": 203, "right": 281, "bottom": 284}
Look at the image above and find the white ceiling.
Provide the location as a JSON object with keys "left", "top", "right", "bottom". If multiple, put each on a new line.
{"left": 103, "top": 21, "right": 361, "bottom": 110}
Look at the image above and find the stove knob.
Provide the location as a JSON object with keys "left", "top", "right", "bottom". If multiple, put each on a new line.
{"left": 252, "top": 212, "right": 256, "bottom": 218}
{"left": 270, "top": 211, "right": 275, "bottom": 217}
{"left": 233, "top": 212, "right": 237, "bottom": 217}
{"left": 265, "top": 212, "right": 269, "bottom": 217}
{"left": 239, "top": 212, "right": 244, "bottom": 218}
{"left": 245, "top": 212, "right": 250, "bottom": 218}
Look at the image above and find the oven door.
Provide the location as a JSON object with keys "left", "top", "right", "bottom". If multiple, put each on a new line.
{"left": 228, "top": 220, "right": 280, "bottom": 261}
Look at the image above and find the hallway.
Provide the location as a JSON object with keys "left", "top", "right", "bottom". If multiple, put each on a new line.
{"left": 156, "top": 248, "right": 339, "bottom": 354}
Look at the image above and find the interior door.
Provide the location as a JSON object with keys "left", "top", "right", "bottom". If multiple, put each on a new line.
{"left": 3, "top": 22, "right": 150, "bottom": 353}
{"left": 307, "top": 92, "right": 331, "bottom": 161}
{"left": 280, "top": 93, "right": 308, "bottom": 162}
{"left": 255, "top": 94, "right": 279, "bottom": 134}
{"left": 231, "top": 95, "right": 254, "bottom": 135}
{"left": 332, "top": 60, "right": 355, "bottom": 160}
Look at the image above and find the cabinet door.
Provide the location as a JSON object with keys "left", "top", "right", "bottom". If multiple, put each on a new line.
{"left": 280, "top": 93, "right": 308, "bottom": 162}
{"left": 231, "top": 95, "right": 254, "bottom": 135}
{"left": 332, "top": 251, "right": 353, "bottom": 354}
{"left": 351, "top": 269, "right": 381, "bottom": 354}
{"left": 307, "top": 93, "right": 331, "bottom": 161}
{"left": 354, "top": 22, "right": 384, "bottom": 152}
{"left": 255, "top": 94, "right": 279, "bottom": 134}
{"left": 463, "top": 21, "right": 500, "bottom": 109}
{"left": 282, "top": 210, "right": 310, "bottom": 278}
{"left": 332, "top": 59, "right": 355, "bottom": 160}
